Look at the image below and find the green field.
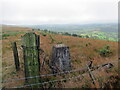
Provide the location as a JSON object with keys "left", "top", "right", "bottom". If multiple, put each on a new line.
{"left": 76, "top": 31, "right": 118, "bottom": 41}
{"left": 23, "top": 23, "right": 118, "bottom": 42}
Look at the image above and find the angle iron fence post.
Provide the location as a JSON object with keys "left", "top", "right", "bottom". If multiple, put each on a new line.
{"left": 86, "top": 64, "right": 99, "bottom": 88}
{"left": 11, "top": 42, "right": 20, "bottom": 71}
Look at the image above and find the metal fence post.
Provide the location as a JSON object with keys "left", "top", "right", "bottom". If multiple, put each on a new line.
{"left": 11, "top": 42, "right": 20, "bottom": 71}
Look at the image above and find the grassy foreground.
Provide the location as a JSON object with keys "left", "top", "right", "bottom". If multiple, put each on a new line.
{"left": 2, "top": 26, "right": 119, "bottom": 88}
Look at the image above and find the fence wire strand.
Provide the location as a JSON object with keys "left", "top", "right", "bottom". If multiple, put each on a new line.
{"left": 13, "top": 73, "right": 83, "bottom": 88}
{"left": 2, "top": 60, "right": 119, "bottom": 84}
{"left": 2, "top": 67, "right": 85, "bottom": 83}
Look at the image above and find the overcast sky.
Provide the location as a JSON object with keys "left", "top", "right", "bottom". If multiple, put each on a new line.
{"left": 1, "top": 0, "right": 119, "bottom": 25}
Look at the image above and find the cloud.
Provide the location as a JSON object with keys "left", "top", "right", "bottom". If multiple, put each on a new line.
{"left": 1, "top": 0, "right": 119, "bottom": 25}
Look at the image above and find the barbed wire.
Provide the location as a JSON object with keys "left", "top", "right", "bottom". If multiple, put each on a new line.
{"left": 12, "top": 73, "right": 84, "bottom": 88}
{"left": 2, "top": 67, "right": 85, "bottom": 83}
{"left": 2, "top": 60, "right": 119, "bottom": 83}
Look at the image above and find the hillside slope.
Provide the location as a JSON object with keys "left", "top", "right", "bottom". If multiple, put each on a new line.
{"left": 2, "top": 26, "right": 119, "bottom": 88}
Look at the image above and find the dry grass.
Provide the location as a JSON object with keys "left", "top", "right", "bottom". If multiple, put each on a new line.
{"left": 2, "top": 26, "right": 119, "bottom": 88}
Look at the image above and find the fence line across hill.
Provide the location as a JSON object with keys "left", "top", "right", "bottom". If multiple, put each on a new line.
{"left": 13, "top": 73, "right": 84, "bottom": 88}
{"left": 10, "top": 59, "right": 120, "bottom": 88}
{"left": 2, "top": 67, "right": 85, "bottom": 83}
{"left": 2, "top": 32, "right": 119, "bottom": 89}
{"left": 2, "top": 59, "right": 119, "bottom": 84}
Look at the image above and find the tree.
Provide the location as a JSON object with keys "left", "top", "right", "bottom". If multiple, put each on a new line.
{"left": 72, "top": 34, "right": 78, "bottom": 37}
{"left": 86, "top": 35, "right": 89, "bottom": 38}
{"left": 44, "top": 29, "right": 48, "bottom": 33}
{"left": 64, "top": 32, "right": 71, "bottom": 36}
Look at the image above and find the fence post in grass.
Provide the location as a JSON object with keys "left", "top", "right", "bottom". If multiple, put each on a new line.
{"left": 86, "top": 63, "right": 99, "bottom": 88}
{"left": 11, "top": 42, "right": 20, "bottom": 71}
{"left": 22, "top": 32, "right": 40, "bottom": 87}
{"left": 51, "top": 44, "right": 71, "bottom": 73}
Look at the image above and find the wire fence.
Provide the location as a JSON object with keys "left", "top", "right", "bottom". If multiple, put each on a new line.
{"left": 2, "top": 43, "right": 119, "bottom": 88}
{"left": 7, "top": 59, "right": 119, "bottom": 88}
{"left": 2, "top": 67, "right": 86, "bottom": 83}
{"left": 13, "top": 73, "right": 84, "bottom": 88}
{"left": 2, "top": 59, "right": 119, "bottom": 84}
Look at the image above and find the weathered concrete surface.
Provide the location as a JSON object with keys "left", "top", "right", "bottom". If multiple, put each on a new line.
{"left": 51, "top": 44, "right": 71, "bottom": 73}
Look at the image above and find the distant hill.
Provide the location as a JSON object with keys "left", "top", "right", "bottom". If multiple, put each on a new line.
{"left": 2, "top": 24, "right": 118, "bottom": 41}
{"left": 19, "top": 23, "right": 118, "bottom": 41}
{"left": 23, "top": 23, "right": 118, "bottom": 33}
